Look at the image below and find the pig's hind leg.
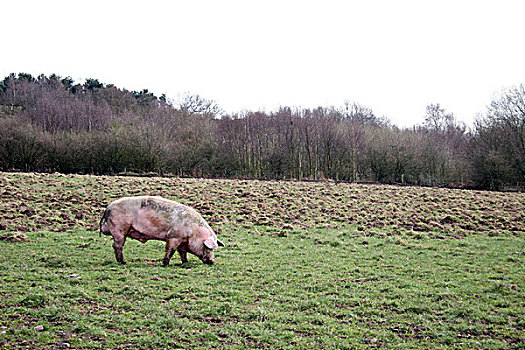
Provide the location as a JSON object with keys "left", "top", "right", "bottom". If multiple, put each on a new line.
{"left": 113, "top": 235, "right": 127, "bottom": 264}
{"left": 109, "top": 222, "right": 129, "bottom": 264}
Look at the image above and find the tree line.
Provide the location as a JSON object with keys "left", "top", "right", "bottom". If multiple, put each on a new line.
{"left": 0, "top": 73, "right": 523, "bottom": 191}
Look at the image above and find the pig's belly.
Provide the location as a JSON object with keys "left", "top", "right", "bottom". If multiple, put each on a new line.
{"left": 129, "top": 211, "right": 171, "bottom": 241}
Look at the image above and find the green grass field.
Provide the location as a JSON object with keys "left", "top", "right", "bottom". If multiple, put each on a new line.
{"left": 0, "top": 172, "right": 524, "bottom": 349}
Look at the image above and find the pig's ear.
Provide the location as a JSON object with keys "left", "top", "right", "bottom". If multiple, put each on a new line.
{"left": 217, "top": 239, "right": 225, "bottom": 247}
{"left": 204, "top": 237, "right": 218, "bottom": 250}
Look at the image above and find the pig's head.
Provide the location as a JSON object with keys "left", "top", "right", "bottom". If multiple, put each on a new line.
{"left": 192, "top": 226, "right": 225, "bottom": 265}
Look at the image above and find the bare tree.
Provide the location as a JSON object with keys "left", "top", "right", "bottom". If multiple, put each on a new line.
{"left": 472, "top": 84, "right": 525, "bottom": 189}
{"left": 178, "top": 93, "right": 223, "bottom": 118}
{"left": 423, "top": 103, "right": 454, "bottom": 132}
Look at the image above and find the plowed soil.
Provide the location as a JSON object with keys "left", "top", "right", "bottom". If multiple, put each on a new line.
{"left": 1, "top": 172, "right": 523, "bottom": 237}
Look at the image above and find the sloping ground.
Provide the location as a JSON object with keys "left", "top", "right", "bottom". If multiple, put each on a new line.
{"left": 1, "top": 172, "right": 523, "bottom": 237}
{"left": 0, "top": 172, "right": 523, "bottom": 348}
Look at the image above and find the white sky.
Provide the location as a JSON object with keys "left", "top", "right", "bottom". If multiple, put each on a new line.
{"left": 2, "top": 0, "right": 525, "bottom": 127}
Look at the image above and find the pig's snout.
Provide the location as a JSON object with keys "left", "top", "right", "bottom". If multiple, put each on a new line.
{"left": 199, "top": 246, "right": 216, "bottom": 265}
{"left": 201, "top": 256, "right": 216, "bottom": 265}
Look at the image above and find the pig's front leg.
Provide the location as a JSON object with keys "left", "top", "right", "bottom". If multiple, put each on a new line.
{"left": 163, "top": 238, "right": 177, "bottom": 267}
{"left": 178, "top": 249, "right": 188, "bottom": 264}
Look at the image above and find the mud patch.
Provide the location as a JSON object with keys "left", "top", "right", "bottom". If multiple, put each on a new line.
{"left": 0, "top": 232, "right": 29, "bottom": 242}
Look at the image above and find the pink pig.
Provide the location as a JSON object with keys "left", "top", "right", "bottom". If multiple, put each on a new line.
{"left": 99, "top": 196, "right": 224, "bottom": 265}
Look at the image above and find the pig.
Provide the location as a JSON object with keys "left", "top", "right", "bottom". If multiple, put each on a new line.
{"left": 99, "top": 196, "right": 224, "bottom": 266}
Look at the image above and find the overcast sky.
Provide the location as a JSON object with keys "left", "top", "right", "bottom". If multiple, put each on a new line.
{"left": 2, "top": 0, "right": 524, "bottom": 127}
